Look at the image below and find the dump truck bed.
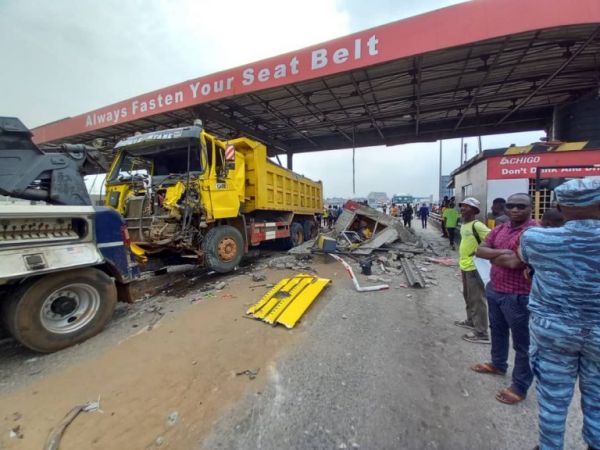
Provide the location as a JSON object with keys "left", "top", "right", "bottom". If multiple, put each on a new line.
{"left": 233, "top": 137, "right": 323, "bottom": 215}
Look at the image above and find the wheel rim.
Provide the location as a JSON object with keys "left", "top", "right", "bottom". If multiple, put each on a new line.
{"left": 217, "top": 237, "right": 238, "bottom": 262}
{"left": 40, "top": 283, "right": 101, "bottom": 334}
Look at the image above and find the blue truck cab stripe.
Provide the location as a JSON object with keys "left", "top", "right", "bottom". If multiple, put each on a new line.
{"left": 93, "top": 207, "right": 140, "bottom": 282}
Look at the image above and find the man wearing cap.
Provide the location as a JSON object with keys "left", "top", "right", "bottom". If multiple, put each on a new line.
{"left": 520, "top": 177, "right": 600, "bottom": 450}
{"left": 471, "top": 193, "right": 537, "bottom": 405}
{"left": 454, "top": 197, "right": 491, "bottom": 343}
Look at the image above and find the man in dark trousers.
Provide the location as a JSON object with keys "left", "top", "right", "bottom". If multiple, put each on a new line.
{"left": 471, "top": 193, "right": 537, "bottom": 405}
{"left": 402, "top": 203, "right": 413, "bottom": 228}
{"left": 418, "top": 203, "right": 429, "bottom": 228}
{"left": 442, "top": 202, "right": 459, "bottom": 250}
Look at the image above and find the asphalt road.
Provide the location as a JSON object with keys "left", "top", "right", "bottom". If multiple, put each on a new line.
{"left": 203, "top": 226, "right": 585, "bottom": 450}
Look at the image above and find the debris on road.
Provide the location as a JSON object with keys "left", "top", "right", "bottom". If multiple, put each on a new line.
{"left": 214, "top": 281, "right": 227, "bottom": 290}
{"left": 45, "top": 401, "right": 101, "bottom": 450}
{"left": 10, "top": 424, "right": 23, "bottom": 439}
{"left": 400, "top": 257, "right": 426, "bottom": 288}
{"left": 166, "top": 411, "right": 179, "bottom": 427}
{"left": 268, "top": 255, "right": 314, "bottom": 271}
{"left": 236, "top": 368, "right": 260, "bottom": 380}
{"left": 251, "top": 273, "right": 266, "bottom": 282}
{"left": 246, "top": 274, "right": 330, "bottom": 328}
{"left": 426, "top": 256, "right": 457, "bottom": 266}
{"left": 329, "top": 254, "right": 389, "bottom": 292}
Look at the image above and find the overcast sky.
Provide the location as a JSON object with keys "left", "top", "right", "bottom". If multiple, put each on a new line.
{"left": 1, "top": 0, "right": 541, "bottom": 199}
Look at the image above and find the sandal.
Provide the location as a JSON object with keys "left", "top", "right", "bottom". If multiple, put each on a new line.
{"left": 495, "top": 387, "right": 525, "bottom": 405}
{"left": 470, "top": 362, "right": 506, "bottom": 376}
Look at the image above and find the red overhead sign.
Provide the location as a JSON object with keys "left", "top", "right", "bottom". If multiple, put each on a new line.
{"left": 487, "top": 151, "right": 600, "bottom": 179}
{"left": 31, "top": 0, "right": 600, "bottom": 144}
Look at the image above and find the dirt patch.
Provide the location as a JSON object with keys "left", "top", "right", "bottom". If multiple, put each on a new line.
{"left": 0, "top": 266, "right": 329, "bottom": 450}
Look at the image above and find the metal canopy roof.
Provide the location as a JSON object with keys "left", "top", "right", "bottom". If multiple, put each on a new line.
{"left": 32, "top": 0, "right": 600, "bottom": 158}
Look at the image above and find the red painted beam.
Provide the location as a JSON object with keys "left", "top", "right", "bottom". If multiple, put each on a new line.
{"left": 31, "top": 0, "right": 600, "bottom": 144}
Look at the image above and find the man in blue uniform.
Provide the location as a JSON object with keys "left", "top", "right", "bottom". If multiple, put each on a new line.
{"left": 520, "top": 177, "right": 600, "bottom": 450}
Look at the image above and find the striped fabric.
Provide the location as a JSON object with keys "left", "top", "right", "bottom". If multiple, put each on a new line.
{"left": 554, "top": 177, "right": 600, "bottom": 207}
{"left": 521, "top": 219, "right": 600, "bottom": 449}
{"left": 520, "top": 220, "right": 600, "bottom": 325}
{"left": 529, "top": 315, "right": 600, "bottom": 450}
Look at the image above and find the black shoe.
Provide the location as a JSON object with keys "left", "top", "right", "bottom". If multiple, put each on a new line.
{"left": 462, "top": 332, "right": 491, "bottom": 344}
{"left": 454, "top": 320, "right": 474, "bottom": 330}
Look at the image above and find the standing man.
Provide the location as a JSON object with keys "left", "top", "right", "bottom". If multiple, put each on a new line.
{"left": 489, "top": 197, "right": 509, "bottom": 227}
{"left": 520, "top": 178, "right": 600, "bottom": 450}
{"left": 442, "top": 202, "right": 459, "bottom": 250}
{"left": 471, "top": 193, "right": 537, "bottom": 405}
{"left": 440, "top": 196, "right": 450, "bottom": 237}
{"left": 455, "top": 198, "right": 491, "bottom": 343}
{"left": 327, "top": 205, "right": 334, "bottom": 229}
{"left": 418, "top": 203, "right": 429, "bottom": 229}
{"left": 402, "top": 203, "right": 414, "bottom": 228}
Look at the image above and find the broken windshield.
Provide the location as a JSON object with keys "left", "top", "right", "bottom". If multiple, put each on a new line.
{"left": 110, "top": 143, "right": 202, "bottom": 181}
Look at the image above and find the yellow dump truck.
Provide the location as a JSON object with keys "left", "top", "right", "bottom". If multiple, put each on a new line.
{"left": 104, "top": 121, "right": 322, "bottom": 272}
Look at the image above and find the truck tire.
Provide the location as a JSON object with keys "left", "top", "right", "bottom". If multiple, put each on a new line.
{"left": 1, "top": 268, "right": 117, "bottom": 353}
{"left": 290, "top": 222, "right": 305, "bottom": 247}
{"left": 302, "top": 219, "right": 318, "bottom": 241}
{"left": 278, "top": 222, "right": 305, "bottom": 250}
{"left": 202, "top": 225, "right": 244, "bottom": 273}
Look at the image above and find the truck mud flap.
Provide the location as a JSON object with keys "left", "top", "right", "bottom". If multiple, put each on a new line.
{"left": 246, "top": 273, "right": 330, "bottom": 328}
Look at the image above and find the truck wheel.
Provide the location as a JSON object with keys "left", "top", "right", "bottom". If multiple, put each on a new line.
{"left": 291, "top": 222, "right": 305, "bottom": 246}
{"left": 1, "top": 268, "right": 117, "bottom": 353}
{"left": 202, "top": 225, "right": 244, "bottom": 273}
{"left": 278, "top": 222, "right": 305, "bottom": 250}
{"left": 303, "top": 219, "right": 318, "bottom": 240}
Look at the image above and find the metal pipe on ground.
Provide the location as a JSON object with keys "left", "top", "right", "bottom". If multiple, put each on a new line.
{"left": 329, "top": 254, "right": 389, "bottom": 292}
{"left": 400, "top": 257, "right": 426, "bottom": 288}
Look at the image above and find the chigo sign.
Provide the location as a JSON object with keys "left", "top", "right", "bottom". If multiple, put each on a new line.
{"left": 487, "top": 151, "right": 600, "bottom": 179}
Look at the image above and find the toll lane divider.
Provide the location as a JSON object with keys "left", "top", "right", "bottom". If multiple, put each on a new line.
{"left": 246, "top": 273, "right": 331, "bottom": 328}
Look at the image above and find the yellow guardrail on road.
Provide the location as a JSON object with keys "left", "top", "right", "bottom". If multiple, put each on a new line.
{"left": 246, "top": 273, "right": 330, "bottom": 328}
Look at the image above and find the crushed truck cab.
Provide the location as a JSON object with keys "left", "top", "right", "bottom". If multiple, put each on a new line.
{"left": 105, "top": 122, "right": 323, "bottom": 272}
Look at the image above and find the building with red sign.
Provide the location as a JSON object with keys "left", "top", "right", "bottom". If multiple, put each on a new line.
{"left": 449, "top": 140, "right": 600, "bottom": 222}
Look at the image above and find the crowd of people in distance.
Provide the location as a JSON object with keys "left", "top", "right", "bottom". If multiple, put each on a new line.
{"left": 321, "top": 204, "right": 342, "bottom": 229}
{"left": 388, "top": 202, "right": 430, "bottom": 229}
{"left": 320, "top": 201, "right": 432, "bottom": 233}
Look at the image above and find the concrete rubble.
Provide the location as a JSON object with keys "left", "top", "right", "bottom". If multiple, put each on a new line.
{"left": 287, "top": 201, "right": 448, "bottom": 291}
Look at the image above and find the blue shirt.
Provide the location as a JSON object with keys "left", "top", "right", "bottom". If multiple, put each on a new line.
{"left": 520, "top": 219, "right": 600, "bottom": 325}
